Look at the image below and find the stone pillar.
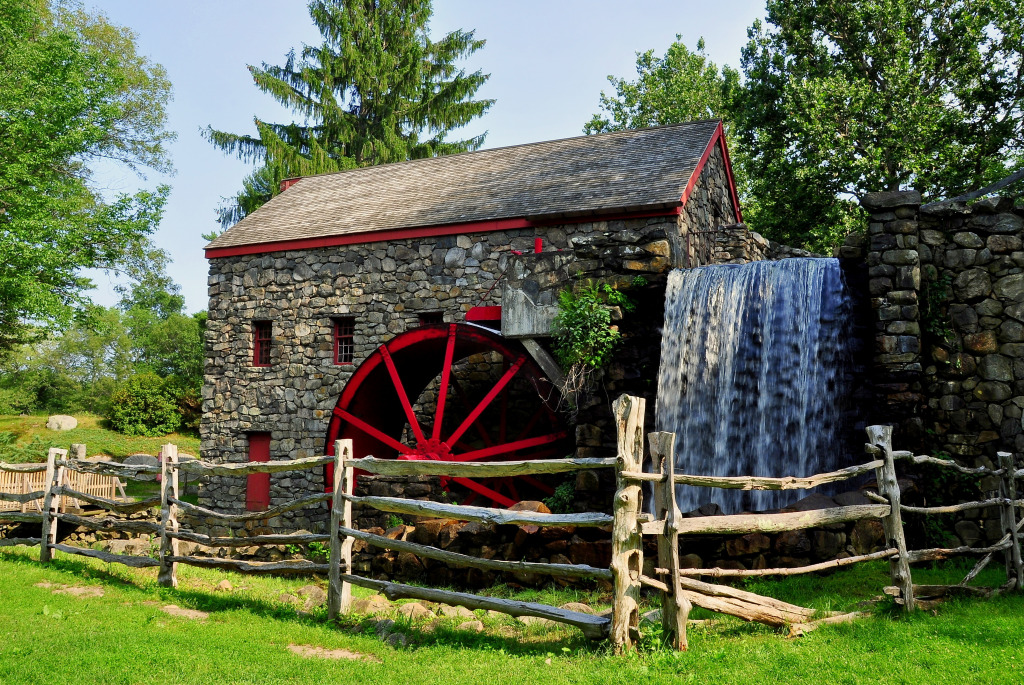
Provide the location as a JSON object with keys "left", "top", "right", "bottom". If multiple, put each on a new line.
{"left": 862, "top": 191, "right": 924, "bottom": 438}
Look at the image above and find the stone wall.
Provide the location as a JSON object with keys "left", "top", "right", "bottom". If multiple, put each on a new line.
{"left": 856, "top": 190, "right": 1024, "bottom": 546}
{"left": 200, "top": 144, "right": 744, "bottom": 531}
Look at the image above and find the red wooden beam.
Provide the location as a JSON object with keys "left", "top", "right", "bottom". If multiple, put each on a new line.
{"left": 379, "top": 346, "right": 426, "bottom": 445}
{"left": 446, "top": 355, "right": 526, "bottom": 447}
{"left": 466, "top": 306, "right": 501, "bottom": 322}
{"left": 450, "top": 431, "right": 568, "bottom": 463}
{"left": 432, "top": 324, "right": 458, "bottom": 441}
{"left": 332, "top": 407, "right": 409, "bottom": 454}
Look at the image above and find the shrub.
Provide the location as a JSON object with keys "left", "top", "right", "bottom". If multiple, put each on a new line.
{"left": 107, "top": 373, "right": 181, "bottom": 437}
{"left": 551, "top": 284, "right": 624, "bottom": 370}
{"left": 162, "top": 375, "right": 201, "bottom": 435}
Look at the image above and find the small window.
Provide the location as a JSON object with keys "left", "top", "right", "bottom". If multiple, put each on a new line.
{"left": 334, "top": 316, "right": 355, "bottom": 365}
{"left": 246, "top": 433, "right": 271, "bottom": 511}
{"left": 419, "top": 311, "right": 444, "bottom": 326}
{"left": 253, "top": 321, "right": 272, "bottom": 367}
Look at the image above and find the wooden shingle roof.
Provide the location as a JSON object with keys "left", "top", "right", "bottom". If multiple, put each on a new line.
{"left": 205, "top": 120, "right": 724, "bottom": 256}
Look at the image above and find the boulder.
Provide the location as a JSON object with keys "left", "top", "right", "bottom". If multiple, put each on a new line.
{"left": 351, "top": 594, "right": 392, "bottom": 615}
{"left": 296, "top": 584, "right": 327, "bottom": 610}
{"left": 560, "top": 602, "right": 595, "bottom": 615}
{"left": 124, "top": 454, "right": 159, "bottom": 482}
{"left": 45, "top": 415, "right": 77, "bottom": 431}
{"left": 439, "top": 604, "right": 475, "bottom": 619}
{"left": 397, "top": 602, "right": 433, "bottom": 621}
{"left": 784, "top": 493, "right": 838, "bottom": 512}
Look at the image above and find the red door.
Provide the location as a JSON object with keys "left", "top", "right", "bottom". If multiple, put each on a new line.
{"left": 246, "top": 433, "right": 271, "bottom": 511}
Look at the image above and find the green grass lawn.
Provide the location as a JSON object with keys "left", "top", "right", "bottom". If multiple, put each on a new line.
{"left": 0, "top": 414, "right": 200, "bottom": 463}
{"left": 0, "top": 545, "right": 1021, "bottom": 685}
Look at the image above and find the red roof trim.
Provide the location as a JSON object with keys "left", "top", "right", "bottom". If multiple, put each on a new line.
{"left": 717, "top": 125, "right": 744, "bottom": 223}
{"left": 205, "top": 207, "right": 681, "bottom": 258}
{"left": 678, "top": 121, "right": 743, "bottom": 223}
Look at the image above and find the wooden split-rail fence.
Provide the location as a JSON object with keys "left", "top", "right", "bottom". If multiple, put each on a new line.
{"left": 1, "top": 395, "right": 1022, "bottom": 654}
{"left": 0, "top": 458, "right": 123, "bottom": 515}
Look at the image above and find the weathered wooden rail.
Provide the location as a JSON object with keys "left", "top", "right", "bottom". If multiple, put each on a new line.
{"left": 1, "top": 450, "right": 123, "bottom": 514}
{"left": 328, "top": 439, "right": 618, "bottom": 640}
{"left": 2, "top": 394, "right": 1020, "bottom": 656}
{"left": 604, "top": 408, "right": 1024, "bottom": 652}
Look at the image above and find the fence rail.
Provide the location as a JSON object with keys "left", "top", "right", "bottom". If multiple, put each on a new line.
{"left": 1, "top": 458, "right": 123, "bottom": 513}
{"left": 1, "top": 395, "right": 1020, "bottom": 656}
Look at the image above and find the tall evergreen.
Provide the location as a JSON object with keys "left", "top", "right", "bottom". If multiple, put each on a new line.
{"left": 206, "top": 0, "right": 493, "bottom": 228}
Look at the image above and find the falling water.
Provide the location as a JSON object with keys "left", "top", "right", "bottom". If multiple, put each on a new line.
{"left": 655, "top": 258, "right": 855, "bottom": 513}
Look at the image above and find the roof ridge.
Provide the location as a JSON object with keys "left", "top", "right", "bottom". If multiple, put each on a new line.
{"left": 281, "top": 119, "right": 724, "bottom": 185}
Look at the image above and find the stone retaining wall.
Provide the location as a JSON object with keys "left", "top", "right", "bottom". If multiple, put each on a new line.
{"left": 851, "top": 190, "right": 1024, "bottom": 546}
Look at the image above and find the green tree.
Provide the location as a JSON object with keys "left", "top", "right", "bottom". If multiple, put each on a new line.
{"left": 206, "top": 0, "right": 493, "bottom": 228}
{"left": 584, "top": 37, "right": 740, "bottom": 135}
{"left": 0, "top": 0, "right": 174, "bottom": 353}
{"left": 735, "top": 0, "right": 1024, "bottom": 250}
{"left": 583, "top": 37, "right": 746, "bottom": 207}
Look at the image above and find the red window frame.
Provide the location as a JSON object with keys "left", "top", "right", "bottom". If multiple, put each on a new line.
{"left": 253, "top": 321, "right": 272, "bottom": 367}
{"left": 334, "top": 316, "right": 355, "bottom": 365}
{"left": 246, "top": 433, "right": 271, "bottom": 511}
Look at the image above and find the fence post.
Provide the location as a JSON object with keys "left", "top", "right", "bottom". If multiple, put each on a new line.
{"left": 328, "top": 439, "right": 354, "bottom": 620}
{"left": 997, "top": 452, "right": 1023, "bottom": 590}
{"left": 866, "top": 425, "right": 914, "bottom": 611}
{"left": 610, "top": 394, "right": 645, "bottom": 653}
{"left": 158, "top": 444, "right": 179, "bottom": 588}
{"left": 39, "top": 448, "right": 66, "bottom": 563}
{"left": 649, "top": 431, "right": 690, "bottom": 651}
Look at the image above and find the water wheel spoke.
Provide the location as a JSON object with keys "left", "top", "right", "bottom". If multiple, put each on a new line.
{"left": 499, "top": 357, "right": 509, "bottom": 443}
{"left": 515, "top": 405, "right": 549, "bottom": 441}
{"left": 450, "top": 476, "right": 516, "bottom": 508}
{"left": 449, "top": 431, "right": 568, "bottom": 463}
{"left": 431, "top": 323, "right": 458, "bottom": 441}
{"left": 446, "top": 355, "right": 526, "bottom": 447}
{"left": 333, "top": 407, "right": 409, "bottom": 454}
{"left": 379, "top": 346, "right": 426, "bottom": 445}
{"left": 449, "top": 375, "right": 495, "bottom": 448}
{"left": 518, "top": 474, "right": 555, "bottom": 495}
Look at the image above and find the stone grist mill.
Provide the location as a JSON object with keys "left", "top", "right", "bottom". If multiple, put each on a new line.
{"left": 198, "top": 119, "right": 1024, "bottom": 587}
{"left": 8, "top": 119, "right": 1024, "bottom": 652}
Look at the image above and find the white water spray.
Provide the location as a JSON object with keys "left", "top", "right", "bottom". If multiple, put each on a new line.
{"left": 655, "top": 258, "right": 854, "bottom": 513}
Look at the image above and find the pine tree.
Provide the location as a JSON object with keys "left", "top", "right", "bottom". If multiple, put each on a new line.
{"left": 206, "top": 0, "right": 493, "bottom": 228}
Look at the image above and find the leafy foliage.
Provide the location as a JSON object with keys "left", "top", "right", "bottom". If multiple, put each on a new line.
{"left": 583, "top": 37, "right": 746, "bottom": 198}
{"left": 734, "top": 0, "right": 1024, "bottom": 249}
{"left": 585, "top": 37, "right": 740, "bottom": 134}
{"left": 551, "top": 284, "right": 631, "bottom": 371}
{"left": 0, "top": 250, "right": 205, "bottom": 428}
{"left": 0, "top": 430, "right": 51, "bottom": 463}
{"left": 205, "top": 0, "right": 493, "bottom": 228}
{"left": 0, "top": 0, "right": 174, "bottom": 352}
{"left": 107, "top": 372, "right": 182, "bottom": 437}
{"left": 542, "top": 481, "right": 576, "bottom": 514}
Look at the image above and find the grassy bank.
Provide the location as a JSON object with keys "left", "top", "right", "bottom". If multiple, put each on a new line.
{"left": 0, "top": 546, "right": 1021, "bottom": 685}
{"left": 0, "top": 414, "right": 200, "bottom": 463}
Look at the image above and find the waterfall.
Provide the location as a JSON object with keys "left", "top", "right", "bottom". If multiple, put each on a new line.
{"left": 655, "top": 258, "right": 855, "bottom": 513}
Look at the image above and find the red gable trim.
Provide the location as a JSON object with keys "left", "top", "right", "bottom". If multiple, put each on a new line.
{"left": 205, "top": 206, "right": 682, "bottom": 259}
{"left": 717, "top": 124, "right": 744, "bottom": 223}
{"left": 679, "top": 120, "right": 743, "bottom": 223}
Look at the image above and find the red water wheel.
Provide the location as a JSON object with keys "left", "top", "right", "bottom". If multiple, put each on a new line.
{"left": 324, "top": 323, "right": 571, "bottom": 507}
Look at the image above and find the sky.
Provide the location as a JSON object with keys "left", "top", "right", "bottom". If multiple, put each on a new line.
{"left": 88, "top": 0, "right": 767, "bottom": 314}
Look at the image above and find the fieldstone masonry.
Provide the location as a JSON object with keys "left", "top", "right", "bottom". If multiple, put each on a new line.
{"left": 855, "top": 190, "right": 1024, "bottom": 546}
{"left": 199, "top": 142, "right": 743, "bottom": 535}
